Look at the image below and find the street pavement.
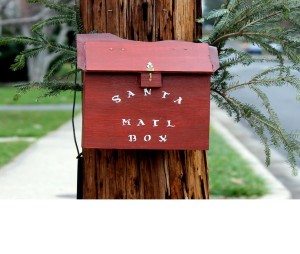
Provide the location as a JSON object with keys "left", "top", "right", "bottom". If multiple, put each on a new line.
{"left": 230, "top": 62, "right": 300, "bottom": 160}
{"left": 0, "top": 104, "right": 291, "bottom": 199}
{"left": 226, "top": 41, "right": 300, "bottom": 167}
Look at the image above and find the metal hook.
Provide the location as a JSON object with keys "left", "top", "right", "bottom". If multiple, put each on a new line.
{"left": 147, "top": 62, "right": 154, "bottom": 81}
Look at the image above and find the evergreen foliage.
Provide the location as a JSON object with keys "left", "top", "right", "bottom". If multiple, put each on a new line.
{"left": 198, "top": 0, "right": 300, "bottom": 174}
{"left": 1, "top": 0, "right": 300, "bottom": 173}
{"left": 0, "top": 0, "right": 83, "bottom": 96}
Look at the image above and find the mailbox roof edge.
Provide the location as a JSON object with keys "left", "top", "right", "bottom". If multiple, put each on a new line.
{"left": 77, "top": 33, "right": 219, "bottom": 74}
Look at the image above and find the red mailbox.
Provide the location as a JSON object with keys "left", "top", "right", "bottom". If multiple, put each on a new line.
{"left": 77, "top": 33, "right": 219, "bottom": 150}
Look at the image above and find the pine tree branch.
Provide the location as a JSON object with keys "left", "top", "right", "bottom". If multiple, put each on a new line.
{"left": 44, "top": 40, "right": 76, "bottom": 55}
{"left": 223, "top": 78, "right": 283, "bottom": 94}
{"left": 212, "top": 89, "right": 292, "bottom": 150}
{"left": 212, "top": 31, "right": 282, "bottom": 46}
{"left": 239, "top": 11, "right": 282, "bottom": 32}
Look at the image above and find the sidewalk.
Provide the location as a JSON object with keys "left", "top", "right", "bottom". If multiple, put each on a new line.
{"left": 0, "top": 106, "right": 291, "bottom": 199}
{"left": 0, "top": 115, "right": 81, "bottom": 199}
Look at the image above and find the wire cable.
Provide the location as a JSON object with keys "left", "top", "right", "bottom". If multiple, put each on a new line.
{"left": 72, "top": 65, "right": 80, "bottom": 157}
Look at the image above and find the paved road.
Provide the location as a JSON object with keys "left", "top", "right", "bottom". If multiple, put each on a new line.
{"left": 230, "top": 62, "right": 300, "bottom": 166}
{"left": 228, "top": 61, "right": 300, "bottom": 197}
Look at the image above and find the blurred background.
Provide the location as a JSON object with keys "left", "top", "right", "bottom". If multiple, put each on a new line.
{"left": 0, "top": 0, "right": 75, "bottom": 84}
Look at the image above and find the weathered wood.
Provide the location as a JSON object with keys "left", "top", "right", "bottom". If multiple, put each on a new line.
{"left": 81, "top": 0, "right": 202, "bottom": 40}
{"left": 80, "top": 0, "right": 209, "bottom": 199}
{"left": 82, "top": 149, "right": 209, "bottom": 199}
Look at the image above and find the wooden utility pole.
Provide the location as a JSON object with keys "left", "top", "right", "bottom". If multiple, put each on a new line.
{"left": 80, "top": 0, "right": 208, "bottom": 199}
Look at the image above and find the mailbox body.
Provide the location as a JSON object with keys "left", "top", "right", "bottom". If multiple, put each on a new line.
{"left": 77, "top": 34, "right": 219, "bottom": 150}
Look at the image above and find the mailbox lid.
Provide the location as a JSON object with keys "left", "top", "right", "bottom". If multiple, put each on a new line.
{"left": 77, "top": 33, "right": 219, "bottom": 74}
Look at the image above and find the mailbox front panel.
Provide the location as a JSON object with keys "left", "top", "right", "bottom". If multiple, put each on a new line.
{"left": 83, "top": 73, "right": 210, "bottom": 150}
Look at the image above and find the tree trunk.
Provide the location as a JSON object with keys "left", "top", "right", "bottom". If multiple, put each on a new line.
{"left": 80, "top": 0, "right": 209, "bottom": 199}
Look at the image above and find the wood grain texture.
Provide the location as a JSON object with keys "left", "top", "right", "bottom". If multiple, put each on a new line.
{"left": 80, "top": 0, "right": 210, "bottom": 199}
{"left": 82, "top": 73, "right": 210, "bottom": 150}
{"left": 80, "top": 0, "right": 201, "bottom": 40}
{"left": 82, "top": 149, "right": 209, "bottom": 199}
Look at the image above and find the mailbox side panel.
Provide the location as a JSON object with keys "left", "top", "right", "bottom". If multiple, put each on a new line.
{"left": 82, "top": 73, "right": 210, "bottom": 150}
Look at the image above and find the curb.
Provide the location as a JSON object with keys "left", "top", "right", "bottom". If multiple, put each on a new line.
{"left": 210, "top": 103, "right": 291, "bottom": 199}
